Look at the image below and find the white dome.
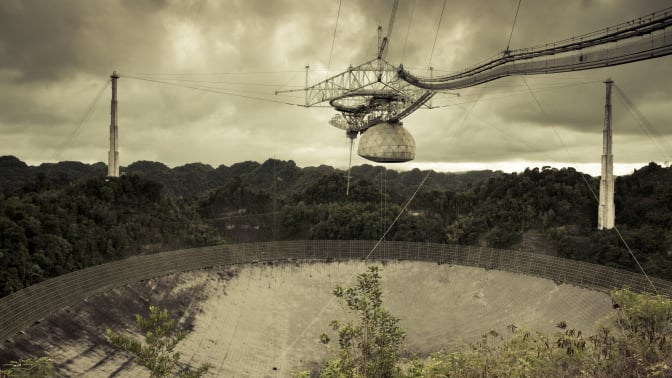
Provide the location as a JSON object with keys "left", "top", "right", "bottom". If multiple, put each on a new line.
{"left": 357, "top": 122, "right": 416, "bottom": 163}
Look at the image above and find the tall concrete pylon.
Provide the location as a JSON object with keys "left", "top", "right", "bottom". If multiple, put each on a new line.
{"left": 108, "top": 71, "right": 119, "bottom": 177}
{"left": 598, "top": 79, "right": 615, "bottom": 230}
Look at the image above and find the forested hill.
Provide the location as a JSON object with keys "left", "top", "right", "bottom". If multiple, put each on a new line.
{"left": 0, "top": 155, "right": 501, "bottom": 298}
{"left": 202, "top": 163, "right": 672, "bottom": 280}
{"left": 2, "top": 155, "right": 671, "bottom": 298}
{"left": 0, "top": 156, "right": 502, "bottom": 198}
{"left": 0, "top": 174, "right": 220, "bottom": 298}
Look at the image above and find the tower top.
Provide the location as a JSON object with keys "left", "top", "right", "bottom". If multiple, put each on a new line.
{"left": 111, "top": 71, "right": 119, "bottom": 79}
{"left": 604, "top": 78, "right": 613, "bottom": 84}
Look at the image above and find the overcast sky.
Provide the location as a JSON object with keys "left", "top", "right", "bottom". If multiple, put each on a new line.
{"left": 1, "top": 0, "right": 671, "bottom": 176}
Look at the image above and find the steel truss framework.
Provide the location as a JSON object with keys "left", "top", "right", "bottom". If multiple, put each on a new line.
{"left": 280, "top": 6, "right": 672, "bottom": 135}
{"left": 298, "top": 59, "right": 433, "bottom": 132}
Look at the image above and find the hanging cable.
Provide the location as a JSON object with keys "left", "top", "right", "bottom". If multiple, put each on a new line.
{"left": 613, "top": 84, "right": 671, "bottom": 163}
{"left": 127, "top": 74, "right": 305, "bottom": 98}
{"left": 450, "top": 83, "right": 488, "bottom": 134}
{"left": 326, "top": 0, "right": 343, "bottom": 78}
{"left": 427, "top": 0, "right": 447, "bottom": 68}
{"left": 122, "top": 69, "right": 307, "bottom": 76}
{"left": 54, "top": 79, "right": 110, "bottom": 162}
{"left": 506, "top": 0, "right": 523, "bottom": 51}
{"left": 429, "top": 80, "right": 599, "bottom": 108}
{"left": 131, "top": 79, "right": 304, "bottom": 98}
{"left": 517, "top": 73, "right": 658, "bottom": 293}
{"left": 274, "top": 169, "right": 431, "bottom": 368}
{"left": 141, "top": 78, "right": 303, "bottom": 88}
{"left": 400, "top": 0, "right": 416, "bottom": 64}
{"left": 519, "top": 74, "right": 599, "bottom": 201}
{"left": 122, "top": 74, "right": 304, "bottom": 106}
{"left": 613, "top": 227, "right": 659, "bottom": 294}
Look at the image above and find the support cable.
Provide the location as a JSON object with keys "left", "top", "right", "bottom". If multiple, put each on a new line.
{"left": 326, "top": 0, "right": 343, "bottom": 78}
{"left": 54, "top": 79, "right": 110, "bottom": 162}
{"left": 451, "top": 84, "right": 488, "bottom": 134}
{"left": 429, "top": 80, "right": 598, "bottom": 108}
{"left": 141, "top": 78, "right": 303, "bottom": 88}
{"left": 518, "top": 76, "right": 598, "bottom": 193}
{"left": 123, "top": 70, "right": 307, "bottom": 76}
{"left": 400, "top": 0, "right": 416, "bottom": 64}
{"left": 518, "top": 74, "right": 658, "bottom": 293}
{"left": 274, "top": 170, "right": 431, "bottom": 371}
{"left": 131, "top": 75, "right": 305, "bottom": 99}
{"left": 122, "top": 74, "right": 304, "bottom": 106}
{"left": 506, "top": 0, "right": 523, "bottom": 52}
{"left": 612, "top": 226, "right": 659, "bottom": 294}
{"left": 613, "top": 84, "right": 672, "bottom": 163}
{"left": 427, "top": 0, "right": 447, "bottom": 69}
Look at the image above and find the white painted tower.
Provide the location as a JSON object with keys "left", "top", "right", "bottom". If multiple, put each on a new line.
{"left": 598, "top": 79, "right": 615, "bottom": 230}
{"left": 108, "top": 71, "right": 120, "bottom": 177}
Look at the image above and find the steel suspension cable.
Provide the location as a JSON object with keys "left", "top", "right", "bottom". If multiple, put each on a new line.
{"left": 506, "top": 0, "right": 523, "bottom": 51}
{"left": 427, "top": 0, "right": 447, "bottom": 69}
{"left": 122, "top": 74, "right": 304, "bottom": 106}
{"left": 326, "top": 0, "right": 343, "bottom": 78}
{"left": 274, "top": 169, "right": 432, "bottom": 371}
{"left": 518, "top": 74, "right": 658, "bottom": 293}
{"left": 400, "top": 0, "right": 416, "bottom": 64}
{"left": 54, "top": 79, "right": 110, "bottom": 162}
{"left": 613, "top": 84, "right": 672, "bottom": 163}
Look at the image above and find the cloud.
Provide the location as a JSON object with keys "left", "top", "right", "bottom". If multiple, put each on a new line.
{"left": 1, "top": 0, "right": 671, "bottom": 175}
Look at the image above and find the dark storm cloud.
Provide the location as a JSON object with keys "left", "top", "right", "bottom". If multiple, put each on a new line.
{"left": 0, "top": 0, "right": 173, "bottom": 82}
{"left": 403, "top": 0, "right": 672, "bottom": 169}
{"left": 0, "top": 0, "right": 670, "bottom": 174}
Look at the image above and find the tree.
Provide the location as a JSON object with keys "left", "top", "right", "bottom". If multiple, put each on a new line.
{"left": 105, "top": 306, "right": 210, "bottom": 378}
{"left": 594, "top": 288, "right": 672, "bottom": 376}
{"left": 319, "top": 266, "right": 406, "bottom": 378}
{"left": 0, "top": 356, "right": 55, "bottom": 377}
{"left": 410, "top": 288, "right": 672, "bottom": 377}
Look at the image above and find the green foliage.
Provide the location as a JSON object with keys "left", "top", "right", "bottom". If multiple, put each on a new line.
{"left": 4, "top": 155, "right": 672, "bottom": 290}
{"left": 277, "top": 201, "right": 447, "bottom": 243}
{"left": 0, "top": 175, "right": 220, "bottom": 298}
{"left": 296, "top": 173, "right": 382, "bottom": 205}
{"left": 105, "top": 306, "right": 210, "bottom": 378}
{"left": 319, "top": 266, "right": 406, "bottom": 378}
{"left": 415, "top": 326, "right": 592, "bottom": 377}
{"left": 446, "top": 167, "right": 597, "bottom": 247}
{"left": 0, "top": 356, "right": 55, "bottom": 377}
{"left": 589, "top": 289, "right": 672, "bottom": 376}
{"left": 199, "top": 178, "right": 274, "bottom": 217}
{"left": 406, "top": 289, "right": 672, "bottom": 377}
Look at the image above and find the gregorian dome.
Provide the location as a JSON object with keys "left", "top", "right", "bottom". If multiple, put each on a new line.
{"left": 357, "top": 121, "right": 416, "bottom": 163}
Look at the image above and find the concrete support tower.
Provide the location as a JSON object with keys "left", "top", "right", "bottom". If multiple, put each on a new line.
{"left": 598, "top": 79, "right": 615, "bottom": 230}
{"left": 108, "top": 71, "right": 120, "bottom": 177}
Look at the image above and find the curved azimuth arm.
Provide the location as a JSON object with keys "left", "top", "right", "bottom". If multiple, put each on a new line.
{"left": 277, "top": 6, "right": 672, "bottom": 135}
{"left": 399, "top": 7, "right": 672, "bottom": 90}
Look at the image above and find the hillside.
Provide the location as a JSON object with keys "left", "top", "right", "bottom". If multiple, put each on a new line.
{"left": 200, "top": 163, "right": 672, "bottom": 280}
{"left": 0, "top": 174, "right": 220, "bottom": 298}
{"left": 2, "top": 156, "right": 671, "bottom": 297}
{"left": 0, "top": 156, "right": 502, "bottom": 198}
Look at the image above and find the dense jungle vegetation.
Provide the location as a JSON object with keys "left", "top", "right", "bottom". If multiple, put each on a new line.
{"left": 296, "top": 267, "right": 672, "bottom": 378}
{"left": 1, "top": 155, "right": 671, "bottom": 298}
